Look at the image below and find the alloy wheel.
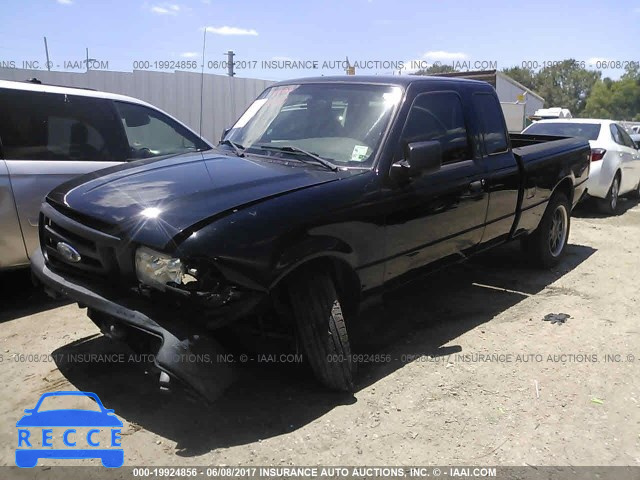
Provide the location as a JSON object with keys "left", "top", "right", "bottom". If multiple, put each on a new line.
{"left": 548, "top": 204, "right": 568, "bottom": 257}
{"left": 610, "top": 177, "right": 619, "bottom": 211}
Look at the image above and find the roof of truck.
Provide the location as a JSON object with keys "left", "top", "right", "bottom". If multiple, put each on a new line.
{"left": 272, "top": 75, "right": 489, "bottom": 87}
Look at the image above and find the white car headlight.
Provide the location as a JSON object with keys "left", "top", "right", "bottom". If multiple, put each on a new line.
{"left": 135, "top": 246, "right": 184, "bottom": 291}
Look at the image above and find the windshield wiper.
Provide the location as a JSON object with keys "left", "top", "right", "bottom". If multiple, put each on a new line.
{"left": 218, "top": 139, "right": 245, "bottom": 157}
{"left": 254, "top": 145, "right": 338, "bottom": 171}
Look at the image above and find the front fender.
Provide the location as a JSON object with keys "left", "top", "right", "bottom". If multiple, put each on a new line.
{"left": 270, "top": 235, "right": 357, "bottom": 290}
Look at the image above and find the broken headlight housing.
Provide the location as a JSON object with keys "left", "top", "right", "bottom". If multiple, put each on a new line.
{"left": 134, "top": 247, "right": 247, "bottom": 313}
{"left": 135, "top": 246, "right": 185, "bottom": 291}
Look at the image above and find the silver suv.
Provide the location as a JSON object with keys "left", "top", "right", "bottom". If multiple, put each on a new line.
{"left": 0, "top": 80, "right": 212, "bottom": 270}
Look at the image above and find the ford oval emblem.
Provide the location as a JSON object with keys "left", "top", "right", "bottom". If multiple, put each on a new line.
{"left": 56, "top": 242, "right": 82, "bottom": 263}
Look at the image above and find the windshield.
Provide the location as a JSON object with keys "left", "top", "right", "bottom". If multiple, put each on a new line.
{"left": 224, "top": 83, "right": 402, "bottom": 167}
{"left": 524, "top": 122, "right": 602, "bottom": 141}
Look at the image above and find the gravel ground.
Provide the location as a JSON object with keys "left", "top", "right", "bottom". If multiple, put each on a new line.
{"left": 0, "top": 197, "right": 639, "bottom": 471}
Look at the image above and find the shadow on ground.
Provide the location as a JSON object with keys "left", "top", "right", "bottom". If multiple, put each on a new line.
{"left": 52, "top": 240, "right": 596, "bottom": 456}
{"left": 572, "top": 196, "right": 639, "bottom": 219}
{"left": 0, "top": 269, "right": 69, "bottom": 323}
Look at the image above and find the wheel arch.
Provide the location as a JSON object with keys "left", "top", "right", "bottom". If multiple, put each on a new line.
{"left": 553, "top": 176, "right": 575, "bottom": 204}
{"left": 270, "top": 254, "right": 362, "bottom": 317}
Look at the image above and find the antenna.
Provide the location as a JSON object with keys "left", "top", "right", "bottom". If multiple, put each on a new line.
{"left": 43, "top": 37, "right": 51, "bottom": 71}
{"left": 199, "top": 28, "right": 207, "bottom": 140}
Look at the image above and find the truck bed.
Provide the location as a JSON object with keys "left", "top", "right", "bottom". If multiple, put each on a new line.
{"left": 509, "top": 132, "right": 591, "bottom": 235}
{"left": 511, "top": 133, "right": 589, "bottom": 166}
{"left": 509, "top": 132, "right": 571, "bottom": 148}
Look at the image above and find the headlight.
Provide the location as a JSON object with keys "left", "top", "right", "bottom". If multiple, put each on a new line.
{"left": 135, "top": 246, "right": 184, "bottom": 291}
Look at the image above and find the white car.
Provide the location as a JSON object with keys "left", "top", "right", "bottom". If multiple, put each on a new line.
{"left": 523, "top": 119, "right": 640, "bottom": 214}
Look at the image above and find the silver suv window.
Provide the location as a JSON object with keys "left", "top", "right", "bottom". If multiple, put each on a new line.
{"left": 114, "top": 101, "right": 209, "bottom": 159}
{"left": 0, "top": 88, "right": 127, "bottom": 161}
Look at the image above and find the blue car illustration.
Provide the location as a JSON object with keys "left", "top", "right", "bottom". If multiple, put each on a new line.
{"left": 16, "top": 391, "right": 123, "bottom": 468}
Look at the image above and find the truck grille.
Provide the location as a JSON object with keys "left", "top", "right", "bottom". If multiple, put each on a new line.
{"left": 39, "top": 202, "right": 128, "bottom": 278}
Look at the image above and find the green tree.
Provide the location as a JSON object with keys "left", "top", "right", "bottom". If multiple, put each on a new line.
{"left": 621, "top": 63, "right": 640, "bottom": 83}
{"left": 582, "top": 80, "right": 614, "bottom": 118}
{"left": 583, "top": 69, "right": 640, "bottom": 121}
{"left": 534, "top": 59, "right": 600, "bottom": 115}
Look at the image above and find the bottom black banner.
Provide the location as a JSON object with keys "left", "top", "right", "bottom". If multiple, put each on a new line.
{"left": 0, "top": 466, "right": 638, "bottom": 480}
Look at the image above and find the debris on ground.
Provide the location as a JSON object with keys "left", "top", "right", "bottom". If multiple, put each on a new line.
{"left": 543, "top": 313, "right": 571, "bottom": 325}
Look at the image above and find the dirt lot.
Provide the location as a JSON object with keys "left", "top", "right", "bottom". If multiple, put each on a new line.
{"left": 0, "top": 198, "right": 639, "bottom": 470}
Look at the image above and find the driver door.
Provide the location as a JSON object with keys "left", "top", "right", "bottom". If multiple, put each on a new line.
{"left": 383, "top": 91, "right": 489, "bottom": 284}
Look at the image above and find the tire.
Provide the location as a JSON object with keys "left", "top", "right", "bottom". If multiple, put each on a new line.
{"left": 287, "top": 268, "right": 355, "bottom": 392}
{"left": 598, "top": 174, "right": 620, "bottom": 214}
{"left": 522, "top": 192, "right": 571, "bottom": 268}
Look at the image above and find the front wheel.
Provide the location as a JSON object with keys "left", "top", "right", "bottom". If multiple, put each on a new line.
{"left": 522, "top": 193, "right": 571, "bottom": 268}
{"left": 287, "top": 268, "right": 355, "bottom": 392}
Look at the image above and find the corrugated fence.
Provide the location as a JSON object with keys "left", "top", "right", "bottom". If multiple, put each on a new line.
{"left": 0, "top": 68, "right": 274, "bottom": 144}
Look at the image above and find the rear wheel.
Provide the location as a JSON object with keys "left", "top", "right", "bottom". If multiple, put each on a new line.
{"left": 522, "top": 192, "right": 571, "bottom": 268}
{"left": 287, "top": 268, "right": 355, "bottom": 392}
{"left": 598, "top": 174, "right": 620, "bottom": 214}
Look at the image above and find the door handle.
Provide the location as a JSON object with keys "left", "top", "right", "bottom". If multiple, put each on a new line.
{"left": 463, "top": 179, "right": 486, "bottom": 200}
{"left": 469, "top": 179, "right": 485, "bottom": 193}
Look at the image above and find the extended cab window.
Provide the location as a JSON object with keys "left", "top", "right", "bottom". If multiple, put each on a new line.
{"left": 401, "top": 92, "right": 471, "bottom": 164}
{"left": 473, "top": 93, "right": 509, "bottom": 155}
{"left": 0, "top": 88, "right": 126, "bottom": 161}
{"left": 114, "top": 101, "right": 209, "bottom": 159}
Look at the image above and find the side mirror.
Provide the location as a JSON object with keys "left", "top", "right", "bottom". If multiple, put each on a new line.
{"left": 391, "top": 140, "right": 442, "bottom": 181}
{"left": 220, "top": 127, "right": 231, "bottom": 143}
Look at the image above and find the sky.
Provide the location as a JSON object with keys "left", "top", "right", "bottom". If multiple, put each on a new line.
{"left": 0, "top": 0, "right": 638, "bottom": 82}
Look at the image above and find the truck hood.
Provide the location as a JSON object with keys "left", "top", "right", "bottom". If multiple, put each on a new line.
{"left": 47, "top": 151, "right": 340, "bottom": 249}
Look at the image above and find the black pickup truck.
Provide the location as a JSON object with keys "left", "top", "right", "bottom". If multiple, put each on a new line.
{"left": 32, "top": 76, "right": 590, "bottom": 399}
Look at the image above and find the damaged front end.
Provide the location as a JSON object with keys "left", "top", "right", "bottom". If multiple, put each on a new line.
{"left": 32, "top": 203, "right": 268, "bottom": 401}
{"left": 133, "top": 245, "right": 265, "bottom": 329}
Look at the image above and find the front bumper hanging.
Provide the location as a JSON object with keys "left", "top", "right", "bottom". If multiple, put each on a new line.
{"left": 31, "top": 248, "right": 235, "bottom": 401}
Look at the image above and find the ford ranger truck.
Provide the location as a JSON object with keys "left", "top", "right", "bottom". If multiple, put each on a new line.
{"left": 31, "top": 76, "right": 591, "bottom": 399}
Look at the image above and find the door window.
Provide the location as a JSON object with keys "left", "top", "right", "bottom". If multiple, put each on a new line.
{"left": 610, "top": 124, "right": 624, "bottom": 145}
{"left": 400, "top": 92, "right": 471, "bottom": 164}
{"left": 616, "top": 125, "right": 637, "bottom": 149}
